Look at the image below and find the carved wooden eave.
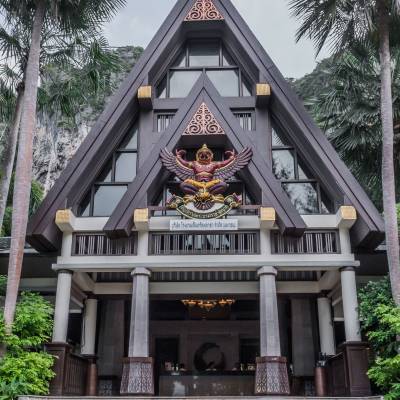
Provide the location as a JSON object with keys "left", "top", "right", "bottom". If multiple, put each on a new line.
{"left": 183, "top": 102, "right": 225, "bottom": 135}
{"left": 184, "top": 0, "right": 224, "bottom": 21}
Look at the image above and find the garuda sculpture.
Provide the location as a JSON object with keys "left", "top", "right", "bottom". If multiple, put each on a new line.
{"left": 160, "top": 144, "right": 252, "bottom": 212}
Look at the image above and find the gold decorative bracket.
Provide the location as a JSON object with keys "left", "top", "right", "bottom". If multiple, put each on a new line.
{"left": 256, "top": 83, "right": 271, "bottom": 108}
{"left": 133, "top": 208, "right": 149, "bottom": 231}
{"left": 138, "top": 86, "right": 153, "bottom": 110}
{"left": 55, "top": 209, "right": 76, "bottom": 232}
{"left": 336, "top": 206, "right": 357, "bottom": 229}
{"left": 260, "top": 207, "right": 276, "bottom": 229}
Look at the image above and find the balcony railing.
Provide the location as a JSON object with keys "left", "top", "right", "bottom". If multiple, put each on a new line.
{"left": 271, "top": 230, "right": 339, "bottom": 254}
{"left": 150, "top": 231, "right": 260, "bottom": 255}
{"left": 72, "top": 233, "right": 137, "bottom": 256}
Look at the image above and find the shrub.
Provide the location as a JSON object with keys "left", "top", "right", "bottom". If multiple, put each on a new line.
{"left": 0, "top": 292, "right": 55, "bottom": 400}
{"left": 359, "top": 279, "right": 399, "bottom": 399}
{"left": 0, "top": 275, "right": 6, "bottom": 296}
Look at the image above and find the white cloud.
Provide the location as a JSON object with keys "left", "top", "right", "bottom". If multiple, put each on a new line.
{"left": 103, "top": 0, "right": 331, "bottom": 78}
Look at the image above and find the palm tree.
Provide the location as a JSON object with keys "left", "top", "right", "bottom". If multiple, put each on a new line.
{"left": 289, "top": 0, "right": 400, "bottom": 306}
{"left": 0, "top": 13, "right": 121, "bottom": 234}
{"left": 305, "top": 44, "right": 400, "bottom": 208}
{"left": 1, "top": 0, "right": 126, "bottom": 331}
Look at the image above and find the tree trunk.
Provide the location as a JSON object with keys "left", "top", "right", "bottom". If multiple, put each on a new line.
{"left": 0, "top": 88, "right": 24, "bottom": 232}
{"left": 377, "top": 0, "right": 400, "bottom": 307}
{"left": 3, "top": 0, "right": 46, "bottom": 330}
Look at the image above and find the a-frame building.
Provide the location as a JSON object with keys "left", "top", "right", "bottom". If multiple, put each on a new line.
{"left": 25, "top": 0, "right": 384, "bottom": 397}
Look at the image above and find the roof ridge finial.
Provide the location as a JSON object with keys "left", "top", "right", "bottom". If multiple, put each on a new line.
{"left": 185, "top": 0, "right": 224, "bottom": 21}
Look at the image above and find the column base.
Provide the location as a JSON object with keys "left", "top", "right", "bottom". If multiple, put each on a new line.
{"left": 120, "top": 357, "right": 154, "bottom": 395}
{"left": 255, "top": 356, "right": 290, "bottom": 395}
{"left": 341, "top": 342, "right": 371, "bottom": 397}
{"left": 83, "top": 355, "right": 98, "bottom": 396}
{"left": 45, "top": 342, "right": 72, "bottom": 396}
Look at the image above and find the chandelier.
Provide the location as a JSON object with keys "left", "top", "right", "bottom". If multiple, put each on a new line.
{"left": 181, "top": 298, "right": 235, "bottom": 312}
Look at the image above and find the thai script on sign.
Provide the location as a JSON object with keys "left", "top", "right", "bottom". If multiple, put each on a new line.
{"left": 169, "top": 219, "right": 238, "bottom": 231}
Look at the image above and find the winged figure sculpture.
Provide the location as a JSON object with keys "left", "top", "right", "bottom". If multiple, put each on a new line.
{"left": 160, "top": 144, "right": 252, "bottom": 208}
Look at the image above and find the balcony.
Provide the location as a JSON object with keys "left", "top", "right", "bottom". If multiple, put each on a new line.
{"left": 149, "top": 231, "right": 260, "bottom": 256}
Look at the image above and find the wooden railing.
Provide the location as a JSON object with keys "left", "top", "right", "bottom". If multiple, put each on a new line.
{"left": 64, "top": 353, "right": 88, "bottom": 396}
{"left": 271, "top": 230, "right": 339, "bottom": 254}
{"left": 150, "top": 231, "right": 260, "bottom": 255}
{"left": 72, "top": 233, "right": 137, "bottom": 256}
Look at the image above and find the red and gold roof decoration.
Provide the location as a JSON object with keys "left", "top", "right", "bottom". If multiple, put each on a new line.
{"left": 185, "top": 0, "right": 224, "bottom": 21}
{"left": 184, "top": 102, "right": 225, "bottom": 135}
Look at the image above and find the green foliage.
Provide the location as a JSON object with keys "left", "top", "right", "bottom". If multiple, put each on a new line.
{"left": 359, "top": 279, "right": 400, "bottom": 399}
{"left": 0, "top": 352, "right": 55, "bottom": 399}
{"left": 1, "top": 292, "right": 54, "bottom": 350}
{"left": 0, "top": 292, "right": 54, "bottom": 400}
{"left": 0, "top": 275, "right": 6, "bottom": 296}
{"left": 397, "top": 204, "right": 400, "bottom": 228}
{"left": 0, "top": 178, "right": 43, "bottom": 236}
{"left": 293, "top": 45, "right": 400, "bottom": 208}
{"left": 368, "top": 356, "right": 400, "bottom": 400}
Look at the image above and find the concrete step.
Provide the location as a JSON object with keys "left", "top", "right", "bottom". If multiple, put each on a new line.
{"left": 18, "top": 396, "right": 385, "bottom": 400}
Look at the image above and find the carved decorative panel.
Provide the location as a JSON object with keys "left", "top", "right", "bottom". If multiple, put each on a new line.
{"left": 185, "top": 0, "right": 224, "bottom": 21}
{"left": 120, "top": 357, "right": 154, "bottom": 395}
{"left": 255, "top": 356, "right": 290, "bottom": 395}
{"left": 184, "top": 102, "right": 225, "bottom": 135}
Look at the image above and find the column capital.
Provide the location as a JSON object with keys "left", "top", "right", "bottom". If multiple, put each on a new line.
{"left": 131, "top": 267, "right": 151, "bottom": 277}
{"left": 258, "top": 266, "right": 278, "bottom": 277}
{"left": 58, "top": 269, "right": 73, "bottom": 275}
{"left": 340, "top": 266, "right": 356, "bottom": 273}
{"left": 318, "top": 291, "right": 330, "bottom": 299}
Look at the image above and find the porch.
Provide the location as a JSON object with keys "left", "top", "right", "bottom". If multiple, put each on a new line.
{"left": 43, "top": 209, "right": 373, "bottom": 398}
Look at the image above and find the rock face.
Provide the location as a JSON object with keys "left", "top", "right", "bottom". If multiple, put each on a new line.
{"left": 32, "top": 46, "right": 143, "bottom": 194}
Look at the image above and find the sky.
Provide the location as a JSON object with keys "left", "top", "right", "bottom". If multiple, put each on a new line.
{"left": 103, "top": 0, "right": 331, "bottom": 79}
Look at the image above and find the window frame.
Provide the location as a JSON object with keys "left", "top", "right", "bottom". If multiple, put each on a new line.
{"left": 156, "top": 40, "right": 253, "bottom": 99}
{"left": 79, "top": 125, "right": 139, "bottom": 217}
{"left": 271, "top": 129, "right": 332, "bottom": 215}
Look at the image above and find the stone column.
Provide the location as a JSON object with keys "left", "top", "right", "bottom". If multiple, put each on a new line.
{"left": 52, "top": 270, "right": 73, "bottom": 343}
{"left": 340, "top": 267, "right": 361, "bottom": 342}
{"left": 317, "top": 296, "right": 335, "bottom": 355}
{"left": 81, "top": 297, "right": 98, "bottom": 396}
{"left": 120, "top": 268, "right": 154, "bottom": 395}
{"left": 337, "top": 267, "right": 371, "bottom": 396}
{"left": 255, "top": 267, "right": 290, "bottom": 395}
{"left": 47, "top": 270, "right": 73, "bottom": 396}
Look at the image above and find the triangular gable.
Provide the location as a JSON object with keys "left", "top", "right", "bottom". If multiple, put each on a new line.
{"left": 104, "top": 74, "right": 306, "bottom": 238}
{"left": 27, "top": 0, "right": 199, "bottom": 251}
{"left": 212, "top": 0, "right": 384, "bottom": 248}
{"left": 27, "top": 0, "right": 384, "bottom": 251}
{"left": 185, "top": 0, "right": 224, "bottom": 21}
{"left": 183, "top": 102, "right": 225, "bottom": 135}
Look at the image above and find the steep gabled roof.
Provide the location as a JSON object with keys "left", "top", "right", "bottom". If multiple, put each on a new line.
{"left": 27, "top": 0, "right": 384, "bottom": 251}
{"left": 104, "top": 74, "right": 306, "bottom": 238}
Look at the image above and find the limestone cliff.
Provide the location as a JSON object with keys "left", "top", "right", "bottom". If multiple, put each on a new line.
{"left": 33, "top": 46, "right": 143, "bottom": 193}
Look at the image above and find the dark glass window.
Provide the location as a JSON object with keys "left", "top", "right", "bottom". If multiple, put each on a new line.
{"left": 272, "top": 128, "right": 333, "bottom": 214}
{"left": 92, "top": 185, "right": 127, "bottom": 217}
{"left": 169, "top": 70, "right": 202, "bottom": 98}
{"left": 189, "top": 41, "right": 220, "bottom": 66}
{"left": 157, "top": 41, "right": 253, "bottom": 98}
{"left": 207, "top": 69, "right": 239, "bottom": 97}
{"left": 78, "top": 124, "right": 138, "bottom": 217}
